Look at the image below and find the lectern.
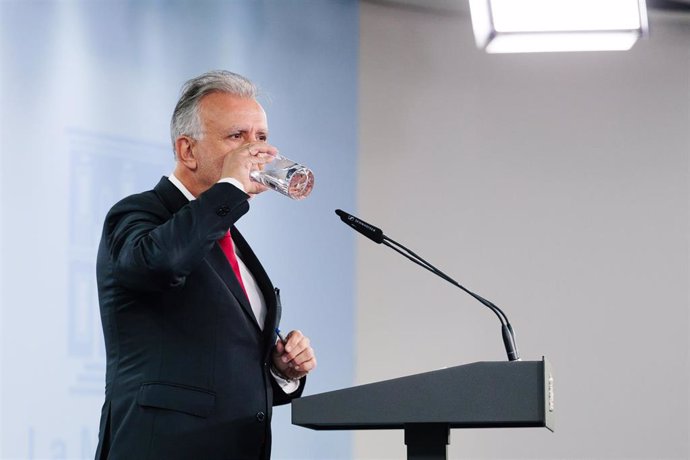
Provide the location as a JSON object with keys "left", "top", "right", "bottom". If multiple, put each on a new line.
{"left": 292, "top": 358, "right": 554, "bottom": 460}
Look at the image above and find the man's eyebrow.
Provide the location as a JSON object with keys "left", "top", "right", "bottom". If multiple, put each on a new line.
{"left": 225, "top": 125, "right": 269, "bottom": 134}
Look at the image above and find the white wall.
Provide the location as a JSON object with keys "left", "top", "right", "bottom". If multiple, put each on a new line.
{"left": 357, "top": 2, "right": 689, "bottom": 459}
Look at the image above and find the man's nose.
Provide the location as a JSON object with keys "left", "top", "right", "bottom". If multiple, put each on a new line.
{"left": 244, "top": 132, "right": 261, "bottom": 142}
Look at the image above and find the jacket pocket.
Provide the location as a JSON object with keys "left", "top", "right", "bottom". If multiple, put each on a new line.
{"left": 137, "top": 382, "right": 216, "bottom": 418}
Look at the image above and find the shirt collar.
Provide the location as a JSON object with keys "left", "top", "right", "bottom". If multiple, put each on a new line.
{"left": 168, "top": 172, "right": 195, "bottom": 202}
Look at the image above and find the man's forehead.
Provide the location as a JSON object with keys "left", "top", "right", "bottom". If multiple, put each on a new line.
{"left": 226, "top": 122, "right": 269, "bottom": 132}
{"left": 199, "top": 94, "right": 268, "bottom": 127}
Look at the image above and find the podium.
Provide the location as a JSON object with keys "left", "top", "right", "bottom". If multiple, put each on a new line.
{"left": 292, "top": 358, "right": 554, "bottom": 460}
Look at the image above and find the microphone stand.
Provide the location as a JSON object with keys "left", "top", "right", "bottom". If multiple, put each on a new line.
{"left": 335, "top": 208, "right": 520, "bottom": 361}
{"left": 382, "top": 235, "right": 519, "bottom": 361}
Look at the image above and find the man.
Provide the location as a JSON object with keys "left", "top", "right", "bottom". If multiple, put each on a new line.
{"left": 94, "top": 70, "right": 316, "bottom": 460}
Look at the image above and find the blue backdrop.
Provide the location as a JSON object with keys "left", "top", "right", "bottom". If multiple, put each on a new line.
{"left": 0, "top": 1, "right": 358, "bottom": 458}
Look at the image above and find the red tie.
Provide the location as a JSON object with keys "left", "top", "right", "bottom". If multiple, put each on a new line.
{"left": 219, "top": 231, "right": 249, "bottom": 300}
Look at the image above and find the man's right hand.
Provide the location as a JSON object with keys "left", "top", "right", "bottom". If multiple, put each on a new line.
{"left": 221, "top": 142, "right": 279, "bottom": 195}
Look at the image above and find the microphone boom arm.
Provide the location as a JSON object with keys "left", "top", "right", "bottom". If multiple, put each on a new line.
{"left": 335, "top": 209, "right": 520, "bottom": 362}
{"left": 382, "top": 235, "right": 508, "bottom": 325}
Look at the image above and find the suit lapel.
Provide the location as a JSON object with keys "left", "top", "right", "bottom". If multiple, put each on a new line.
{"left": 206, "top": 242, "right": 260, "bottom": 331}
{"left": 232, "top": 228, "right": 275, "bottom": 310}
{"left": 231, "top": 228, "right": 279, "bottom": 353}
{"left": 153, "top": 176, "right": 262, "bottom": 332}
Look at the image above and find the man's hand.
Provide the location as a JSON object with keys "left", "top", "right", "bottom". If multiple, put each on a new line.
{"left": 272, "top": 330, "right": 317, "bottom": 381}
{"left": 221, "top": 142, "right": 278, "bottom": 195}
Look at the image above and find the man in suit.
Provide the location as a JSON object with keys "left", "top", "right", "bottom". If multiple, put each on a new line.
{"left": 95, "top": 70, "right": 317, "bottom": 460}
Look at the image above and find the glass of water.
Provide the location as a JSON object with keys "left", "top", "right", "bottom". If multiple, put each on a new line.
{"left": 250, "top": 154, "right": 315, "bottom": 200}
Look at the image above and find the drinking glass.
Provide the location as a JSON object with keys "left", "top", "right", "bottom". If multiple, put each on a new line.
{"left": 250, "top": 154, "right": 314, "bottom": 200}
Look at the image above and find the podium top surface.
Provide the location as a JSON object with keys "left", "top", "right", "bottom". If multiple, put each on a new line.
{"left": 292, "top": 358, "right": 554, "bottom": 432}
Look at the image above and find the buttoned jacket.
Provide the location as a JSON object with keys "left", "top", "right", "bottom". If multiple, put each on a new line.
{"left": 94, "top": 177, "right": 303, "bottom": 460}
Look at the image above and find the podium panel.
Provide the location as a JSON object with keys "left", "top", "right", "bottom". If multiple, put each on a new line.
{"left": 292, "top": 358, "right": 554, "bottom": 460}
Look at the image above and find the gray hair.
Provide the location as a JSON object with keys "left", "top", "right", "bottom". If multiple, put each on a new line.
{"left": 170, "top": 70, "right": 258, "bottom": 155}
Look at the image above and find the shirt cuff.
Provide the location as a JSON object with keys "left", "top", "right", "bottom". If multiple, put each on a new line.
{"left": 218, "top": 177, "right": 246, "bottom": 194}
{"left": 270, "top": 367, "right": 301, "bottom": 394}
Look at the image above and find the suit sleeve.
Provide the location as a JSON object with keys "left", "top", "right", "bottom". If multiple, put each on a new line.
{"left": 104, "top": 182, "right": 250, "bottom": 292}
{"left": 271, "top": 375, "right": 306, "bottom": 406}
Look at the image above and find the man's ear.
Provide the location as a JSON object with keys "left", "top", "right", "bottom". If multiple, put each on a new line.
{"left": 175, "top": 136, "right": 198, "bottom": 170}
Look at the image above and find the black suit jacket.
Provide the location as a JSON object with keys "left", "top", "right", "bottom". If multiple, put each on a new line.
{"left": 94, "top": 177, "right": 303, "bottom": 460}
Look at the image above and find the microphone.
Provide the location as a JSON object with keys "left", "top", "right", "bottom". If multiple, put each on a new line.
{"left": 334, "top": 209, "right": 520, "bottom": 362}
{"left": 335, "top": 209, "right": 384, "bottom": 244}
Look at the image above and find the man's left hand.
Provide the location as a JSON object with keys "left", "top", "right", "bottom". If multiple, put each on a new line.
{"left": 272, "top": 330, "right": 317, "bottom": 381}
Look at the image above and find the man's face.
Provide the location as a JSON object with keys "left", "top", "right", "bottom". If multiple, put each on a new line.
{"left": 190, "top": 91, "right": 269, "bottom": 192}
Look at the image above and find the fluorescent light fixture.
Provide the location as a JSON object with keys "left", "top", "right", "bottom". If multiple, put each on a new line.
{"left": 469, "top": 0, "right": 648, "bottom": 53}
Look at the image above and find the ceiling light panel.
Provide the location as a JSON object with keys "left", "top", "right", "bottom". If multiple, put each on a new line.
{"left": 469, "top": 0, "right": 648, "bottom": 53}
